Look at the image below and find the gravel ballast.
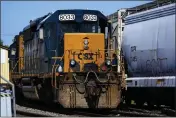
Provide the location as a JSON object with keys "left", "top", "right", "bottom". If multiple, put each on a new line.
{"left": 16, "top": 104, "right": 69, "bottom": 117}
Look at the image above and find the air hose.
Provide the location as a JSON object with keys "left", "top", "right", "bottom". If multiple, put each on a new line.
{"left": 73, "top": 71, "right": 111, "bottom": 84}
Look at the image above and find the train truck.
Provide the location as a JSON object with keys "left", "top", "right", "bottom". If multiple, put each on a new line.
{"left": 8, "top": 9, "right": 126, "bottom": 109}
{"left": 121, "top": 2, "right": 176, "bottom": 108}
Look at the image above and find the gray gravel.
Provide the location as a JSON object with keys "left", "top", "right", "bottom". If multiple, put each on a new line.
{"left": 16, "top": 104, "right": 69, "bottom": 117}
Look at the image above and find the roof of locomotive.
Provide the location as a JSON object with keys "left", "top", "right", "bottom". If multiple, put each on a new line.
{"left": 23, "top": 9, "right": 108, "bottom": 31}
{"left": 54, "top": 9, "right": 108, "bottom": 20}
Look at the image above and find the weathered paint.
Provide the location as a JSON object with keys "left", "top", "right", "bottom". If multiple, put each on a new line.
{"left": 18, "top": 35, "right": 24, "bottom": 72}
{"left": 122, "top": 3, "right": 176, "bottom": 77}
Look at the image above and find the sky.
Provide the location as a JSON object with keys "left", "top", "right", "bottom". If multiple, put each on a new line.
{"left": 1, "top": 1, "right": 151, "bottom": 46}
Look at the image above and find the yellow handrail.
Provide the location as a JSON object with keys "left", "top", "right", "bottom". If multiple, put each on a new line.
{"left": 51, "top": 55, "right": 64, "bottom": 88}
{"left": 12, "top": 60, "right": 19, "bottom": 72}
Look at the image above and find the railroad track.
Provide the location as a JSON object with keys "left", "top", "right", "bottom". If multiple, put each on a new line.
{"left": 17, "top": 101, "right": 111, "bottom": 117}
{"left": 17, "top": 99, "right": 111, "bottom": 117}
{"left": 16, "top": 110, "right": 54, "bottom": 117}
{"left": 70, "top": 108, "right": 168, "bottom": 117}
{"left": 16, "top": 99, "right": 176, "bottom": 117}
{"left": 68, "top": 110, "right": 112, "bottom": 117}
{"left": 118, "top": 104, "right": 176, "bottom": 117}
{"left": 161, "top": 108, "right": 176, "bottom": 116}
{"left": 110, "top": 109, "right": 166, "bottom": 117}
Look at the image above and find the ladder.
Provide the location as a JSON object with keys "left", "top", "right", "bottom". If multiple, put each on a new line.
{"left": 109, "top": 9, "right": 129, "bottom": 89}
{"left": 111, "top": 9, "right": 127, "bottom": 73}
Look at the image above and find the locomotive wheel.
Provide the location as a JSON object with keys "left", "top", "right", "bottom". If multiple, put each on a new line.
{"left": 117, "top": 97, "right": 126, "bottom": 108}
{"left": 37, "top": 79, "right": 54, "bottom": 105}
{"left": 15, "top": 85, "right": 24, "bottom": 104}
{"left": 39, "top": 87, "right": 54, "bottom": 105}
{"left": 147, "top": 101, "right": 154, "bottom": 108}
{"left": 170, "top": 104, "right": 175, "bottom": 109}
{"left": 125, "top": 98, "right": 131, "bottom": 106}
{"left": 135, "top": 100, "right": 144, "bottom": 107}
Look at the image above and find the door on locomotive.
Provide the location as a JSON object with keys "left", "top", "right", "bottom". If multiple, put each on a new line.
{"left": 37, "top": 10, "right": 122, "bottom": 108}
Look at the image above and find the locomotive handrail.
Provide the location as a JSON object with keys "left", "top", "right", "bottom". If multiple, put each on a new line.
{"left": 47, "top": 47, "right": 121, "bottom": 88}
{"left": 51, "top": 57, "right": 63, "bottom": 59}
{"left": 65, "top": 49, "right": 117, "bottom": 57}
{"left": 51, "top": 58, "right": 57, "bottom": 88}
{"left": 65, "top": 49, "right": 115, "bottom": 51}
{"left": 12, "top": 60, "right": 19, "bottom": 72}
{"left": 51, "top": 55, "right": 64, "bottom": 89}
{"left": 50, "top": 48, "right": 117, "bottom": 88}
{"left": 54, "top": 55, "right": 64, "bottom": 89}
{"left": 66, "top": 49, "right": 117, "bottom": 71}
{"left": 9, "top": 57, "right": 24, "bottom": 73}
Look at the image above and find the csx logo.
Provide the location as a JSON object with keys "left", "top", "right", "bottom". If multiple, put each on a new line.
{"left": 78, "top": 53, "right": 94, "bottom": 60}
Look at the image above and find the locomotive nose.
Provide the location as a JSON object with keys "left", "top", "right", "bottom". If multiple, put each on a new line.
{"left": 64, "top": 33, "right": 105, "bottom": 73}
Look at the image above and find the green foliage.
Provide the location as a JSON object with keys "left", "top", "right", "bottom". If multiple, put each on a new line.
{"left": 0, "top": 39, "right": 9, "bottom": 48}
{"left": 0, "top": 39, "right": 3, "bottom": 46}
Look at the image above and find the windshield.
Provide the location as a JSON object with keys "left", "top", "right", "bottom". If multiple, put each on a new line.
{"left": 80, "top": 23, "right": 97, "bottom": 33}
{"left": 60, "top": 23, "right": 78, "bottom": 33}
{"left": 59, "top": 22, "right": 98, "bottom": 33}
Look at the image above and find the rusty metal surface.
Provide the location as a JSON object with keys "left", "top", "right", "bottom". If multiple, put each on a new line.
{"left": 22, "top": 86, "right": 40, "bottom": 100}
{"left": 57, "top": 73, "right": 122, "bottom": 108}
{"left": 18, "top": 35, "right": 24, "bottom": 72}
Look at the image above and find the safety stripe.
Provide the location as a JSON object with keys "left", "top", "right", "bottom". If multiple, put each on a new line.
{"left": 0, "top": 94, "right": 11, "bottom": 97}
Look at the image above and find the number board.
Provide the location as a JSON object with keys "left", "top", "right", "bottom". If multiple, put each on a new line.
{"left": 59, "top": 14, "right": 75, "bottom": 21}
{"left": 83, "top": 14, "right": 97, "bottom": 21}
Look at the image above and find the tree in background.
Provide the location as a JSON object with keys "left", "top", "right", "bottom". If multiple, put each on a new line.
{"left": 0, "top": 39, "right": 9, "bottom": 48}
{"left": 0, "top": 39, "right": 3, "bottom": 46}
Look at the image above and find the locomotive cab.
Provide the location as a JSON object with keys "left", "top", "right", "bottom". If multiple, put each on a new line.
{"left": 39, "top": 12, "right": 117, "bottom": 73}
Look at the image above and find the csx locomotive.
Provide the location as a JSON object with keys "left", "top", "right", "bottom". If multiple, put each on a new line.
{"left": 9, "top": 9, "right": 126, "bottom": 109}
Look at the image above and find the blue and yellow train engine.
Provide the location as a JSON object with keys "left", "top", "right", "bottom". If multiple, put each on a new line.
{"left": 9, "top": 10, "right": 125, "bottom": 109}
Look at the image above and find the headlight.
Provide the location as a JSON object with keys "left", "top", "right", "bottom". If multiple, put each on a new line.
{"left": 70, "top": 59, "right": 76, "bottom": 67}
{"left": 83, "top": 39, "right": 89, "bottom": 50}
{"left": 84, "top": 39, "right": 89, "bottom": 45}
{"left": 84, "top": 45, "right": 89, "bottom": 50}
{"left": 58, "top": 65, "right": 63, "bottom": 72}
{"left": 106, "top": 60, "right": 111, "bottom": 66}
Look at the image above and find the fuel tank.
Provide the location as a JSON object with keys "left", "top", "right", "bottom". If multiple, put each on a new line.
{"left": 21, "top": 78, "right": 39, "bottom": 100}
{"left": 122, "top": 3, "right": 176, "bottom": 77}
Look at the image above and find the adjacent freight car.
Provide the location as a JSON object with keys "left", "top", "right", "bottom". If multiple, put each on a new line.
{"left": 122, "top": 3, "right": 176, "bottom": 108}
{"left": 8, "top": 9, "right": 126, "bottom": 109}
